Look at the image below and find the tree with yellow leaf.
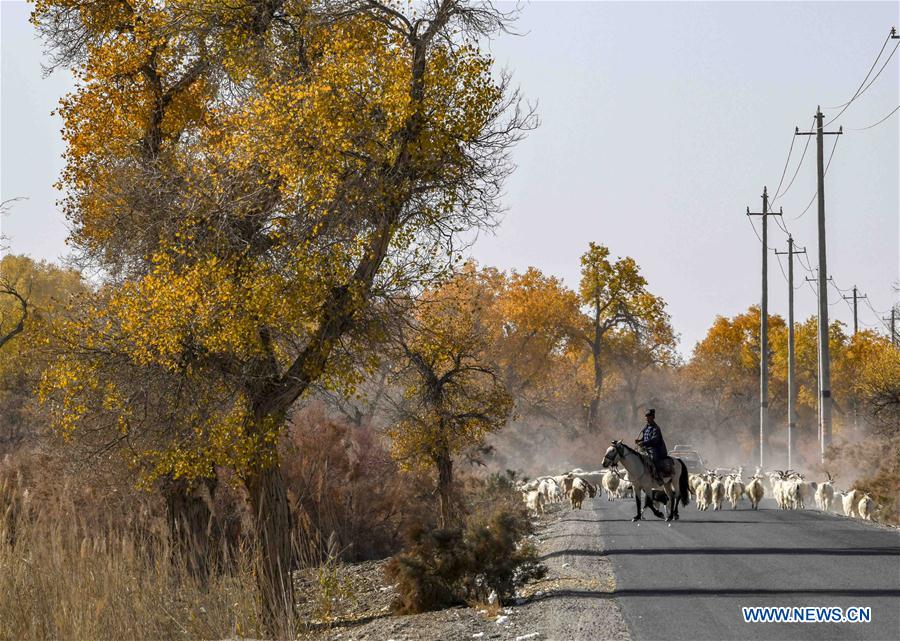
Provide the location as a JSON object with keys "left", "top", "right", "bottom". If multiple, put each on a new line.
{"left": 576, "top": 242, "right": 670, "bottom": 432}
{"left": 0, "top": 255, "right": 84, "bottom": 450}
{"left": 606, "top": 315, "right": 678, "bottom": 426}
{"left": 386, "top": 268, "right": 512, "bottom": 527}
{"left": 489, "top": 267, "right": 584, "bottom": 428}
{"left": 33, "top": 0, "right": 533, "bottom": 628}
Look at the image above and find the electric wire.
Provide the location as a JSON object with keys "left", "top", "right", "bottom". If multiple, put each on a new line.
{"left": 847, "top": 104, "right": 900, "bottom": 131}
{"left": 824, "top": 32, "right": 891, "bottom": 109}
{"left": 790, "top": 134, "right": 841, "bottom": 221}
{"left": 745, "top": 215, "right": 777, "bottom": 252}
{"left": 863, "top": 297, "right": 897, "bottom": 333}
{"left": 823, "top": 34, "right": 897, "bottom": 127}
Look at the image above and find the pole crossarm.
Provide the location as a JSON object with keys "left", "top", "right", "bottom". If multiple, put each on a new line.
{"left": 843, "top": 287, "right": 867, "bottom": 334}
{"left": 795, "top": 124, "right": 843, "bottom": 136}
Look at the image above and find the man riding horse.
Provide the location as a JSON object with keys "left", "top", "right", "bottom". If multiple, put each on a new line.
{"left": 636, "top": 409, "right": 667, "bottom": 483}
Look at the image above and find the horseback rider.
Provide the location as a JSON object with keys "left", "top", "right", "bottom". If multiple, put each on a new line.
{"left": 635, "top": 409, "right": 668, "bottom": 483}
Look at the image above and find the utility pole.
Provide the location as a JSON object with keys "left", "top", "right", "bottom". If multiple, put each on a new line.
{"left": 885, "top": 307, "right": 898, "bottom": 346}
{"left": 805, "top": 271, "right": 832, "bottom": 453}
{"left": 842, "top": 287, "right": 867, "bottom": 334}
{"left": 796, "top": 108, "right": 842, "bottom": 462}
{"left": 776, "top": 237, "right": 805, "bottom": 470}
{"left": 747, "top": 187, "right": 781, "bottom": 469}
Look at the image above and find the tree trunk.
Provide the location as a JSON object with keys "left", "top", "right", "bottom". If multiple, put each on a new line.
{"left": 587, "top": 397, "right": 601, "bottom": 433}
{"left": 246, "top": 462, "right": 295, "bottom": 637}
{"left": 587, "top": 317, "right": 604, "bottom": 432}
{"left": 165, "top": 476, "right": 216, "bottom": 586}
{"left": 435, "top": 448, "right": 453, "bottom": 528}
{"left": 627, "top": 380, "right": 640, "bottom": 426}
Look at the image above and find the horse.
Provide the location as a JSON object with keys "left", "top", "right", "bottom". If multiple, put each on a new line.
{"left": 602, "top": 440, "right": 689, "bottom": 522}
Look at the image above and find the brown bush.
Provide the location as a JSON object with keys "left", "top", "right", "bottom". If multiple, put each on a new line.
{"left": 0, "top": 454, "right": 266, "bottom": 641}
{"left": 827, "top": 433, "right": 900, "bottom": 524}
{"left": 385, "top": 472, "right": 546, "bottom": 614}
{"left": 282, "top": 406, "right": 428, "bottom": 566}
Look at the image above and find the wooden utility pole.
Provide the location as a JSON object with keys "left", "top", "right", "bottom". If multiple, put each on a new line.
{"left": 796, "top": 108, "right": 841, "bottom": 462}
{"left": 805, "top": 271, "right": 832, "bottom": 453}
{"left": 885, "top": 307, "right": 898, "bottom": 346}
{"left": 842, "top": 287, "right": 867, "bottom": 334}
{"left": 776, "top": 237, "right": 805, "bottom": 469}
{"left": 747, "top": 187, "right": 781, "bottom": 469}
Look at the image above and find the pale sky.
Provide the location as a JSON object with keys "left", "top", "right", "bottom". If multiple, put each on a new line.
{"left": 2, "top": 1, "right": 898, "bottom": 356}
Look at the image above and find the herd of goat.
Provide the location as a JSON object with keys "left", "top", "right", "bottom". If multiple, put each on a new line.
{"left": 520, "top": 466, "right": 879, "bottom": 521}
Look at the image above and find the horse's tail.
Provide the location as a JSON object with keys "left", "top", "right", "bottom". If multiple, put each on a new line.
{"left": 678, "top": 461, "right": 690, "bottom": 506}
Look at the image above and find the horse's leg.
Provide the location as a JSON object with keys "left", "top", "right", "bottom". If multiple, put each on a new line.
{"left": 632, "top": 490, "right": 642, "bottom": 521}
{"left": 644, "top": 494, "right": 664, "bottom": 519}
{"left": 664, "top": 483, "right": 675, "bottom": 522}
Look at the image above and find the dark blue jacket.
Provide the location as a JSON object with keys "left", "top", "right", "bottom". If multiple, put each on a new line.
{"left": 638, "top": 422, "right": 668, "bottom": 459}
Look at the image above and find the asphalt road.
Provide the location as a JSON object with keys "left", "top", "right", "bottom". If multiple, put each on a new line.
{"left": 583, "top": 496, "right": 900, "bottom": 641}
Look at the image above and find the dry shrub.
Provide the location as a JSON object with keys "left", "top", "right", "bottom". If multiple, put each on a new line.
{"left": 0, "top": 464, "right": 265, "bottom": 641}
{"left": 827, "top": 433, "right": 900, "bottom": 524}
{"left": 385, "top": 473, "right": 546, "bottom": 614}
{"left": 282, "top": 406, "right": 426, "bottom": 566}
{"left": 386, "top": 525, "right": 469, "bottom": 613}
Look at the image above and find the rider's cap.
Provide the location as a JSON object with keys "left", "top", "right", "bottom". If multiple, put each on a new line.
{"left": 645, "top": 408, "right": 655, "bottom": 417}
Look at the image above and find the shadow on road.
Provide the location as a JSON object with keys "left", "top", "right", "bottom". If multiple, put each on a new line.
{"left": 607, "top": 546, "right": 900, "bottom": 556}
{"left": 527, "top": 587, "right": 900, "bottom": 603}
{"left": 541, "top": 546, "right": 899, "bottom": 561}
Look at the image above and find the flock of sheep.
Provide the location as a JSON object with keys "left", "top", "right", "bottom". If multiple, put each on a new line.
{"left": 519, "top": 467, "right": 637, "bottom": 514}
{"left": 520, "top": 465, "right": 880, "bottom": 522}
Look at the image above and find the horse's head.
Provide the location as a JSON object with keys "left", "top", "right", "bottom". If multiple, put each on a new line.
{"left": 602, "top": 441, "right": 623, "bottom": 468}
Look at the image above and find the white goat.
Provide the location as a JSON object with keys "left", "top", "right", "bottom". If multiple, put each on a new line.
{"left": 601, "top": 470, "right": 620, "bottom": 500}
{"left": 841, "top": 489, "right": 863, "bottom": 518}
{"left": 769, "top": 471, "right": 788, "bottom": 509}
{"left": 524, "top": 489, "right": 544, "bottom": 515}
{"left": 728, "top": 476, "right": 746, "bottom": 510}
{"left": 858, "top": 494, "right": 875, "bottom": 521}
{"left": 576, "top": 470, "right": 606, "bottom": 486}
{"left": 688, "top": 473, "right": 703, "bottom": 497}
{"left": 746, "top": 475, "right": 765, "bottom": 510}
{"left": 537, "top": 479, "right": 556, "bottom": 505}
{"left": 710, "top": 475, "right": 726, "bottom": 511}
{"left": 814, "top": 472, "right": 836, "bottom": 512}
{"left": 696, "top": 477, "right": 713, "bottom": 511}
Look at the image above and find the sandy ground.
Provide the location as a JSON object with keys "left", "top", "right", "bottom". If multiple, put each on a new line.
{"left": 298, "top": 501, "right": 629, "bottom": 641}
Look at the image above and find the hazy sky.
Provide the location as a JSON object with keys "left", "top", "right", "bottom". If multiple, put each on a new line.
{"left": 2, "top": 1, "right": 898, "bottom": 356}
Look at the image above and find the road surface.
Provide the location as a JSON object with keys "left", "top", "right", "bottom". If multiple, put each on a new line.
{"left": 567, "top": 496, "right": 900, "bottom": 641}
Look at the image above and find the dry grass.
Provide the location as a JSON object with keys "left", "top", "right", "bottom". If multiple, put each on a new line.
{"left": 0, "top": 484, "right": 266, "bottom": 641}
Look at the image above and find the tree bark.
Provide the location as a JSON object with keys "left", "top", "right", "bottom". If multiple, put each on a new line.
{"left": 587, "top": 325, "right": 604, "bottom": 432}
{"left": 435, "top": 447, "right": 453, "bottom": 528}
{"left": 166, "top": 476, "right": 216, "bottom": 586}
{"left": 246, "top": 461, "right": 295, "bottom": 637}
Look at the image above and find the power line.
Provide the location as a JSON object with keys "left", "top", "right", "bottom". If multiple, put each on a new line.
{"left": 790, "top": 133, "right": 841, "bottom": 220}
{"left": 826, "top": 39, "right": 900, "bottom": 127}
{"left": 824, "top": 33, "right": 898, "bottom": 127}
{"left": 798, "top": 250, "right": 816, "bottom": 275}
{"left": 863, "top": 296, "right": 896, "bottom": 333}
{"left": 745, "top": 214, "right": 776, "bottom": 251}
{"left": 824, "top": 32, "right": 892, "bottom": 109}
{"left": 775, "top": 120, "right": 815, "bottom": 205}
{"left": 863, "top": 297, "right": 892, "bottom": 316}
{"left": 830, "top": 279, "right": 854, "bottom": 293}
{"left": 847, "top": 104, "right": 900, "bottom": 131}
